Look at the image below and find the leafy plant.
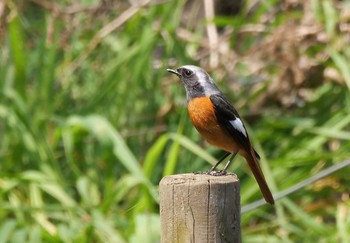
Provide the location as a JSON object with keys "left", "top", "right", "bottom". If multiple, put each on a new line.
{"left": 1, "top": 0, "right": 349, "bottom": 242}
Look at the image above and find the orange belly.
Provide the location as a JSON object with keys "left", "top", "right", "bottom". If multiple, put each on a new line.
{"left": 188, "top": 96, "right": 239, "bottom": 152}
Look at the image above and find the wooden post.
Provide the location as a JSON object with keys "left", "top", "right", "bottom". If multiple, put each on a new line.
{"left": 160, "top": 173, "right": 241, "bottom": 243}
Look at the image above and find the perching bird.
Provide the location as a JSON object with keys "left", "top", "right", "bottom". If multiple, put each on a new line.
{"left": 167, "top": 65, "right": 274, "bottom": 205}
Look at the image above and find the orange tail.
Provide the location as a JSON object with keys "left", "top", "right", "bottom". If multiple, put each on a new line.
{"left": 243, "top": 148, "right": 274, "bottom": 205}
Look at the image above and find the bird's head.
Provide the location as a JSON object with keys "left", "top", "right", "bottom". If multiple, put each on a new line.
{"left": 167, "top": 65, "right": 221, "bottom": 101}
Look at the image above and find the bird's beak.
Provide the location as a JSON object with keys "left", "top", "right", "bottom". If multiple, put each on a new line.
{"left": 167, "top": 68, "right": 181, "bottom": 77}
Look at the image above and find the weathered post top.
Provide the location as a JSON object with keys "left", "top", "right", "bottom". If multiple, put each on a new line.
{"left": 159, "top": 173, "right": 241, "bottom": 243}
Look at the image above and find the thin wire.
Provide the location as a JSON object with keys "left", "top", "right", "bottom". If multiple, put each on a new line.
{"left": 241, "top": 159, "right": 350, "bottom": 213}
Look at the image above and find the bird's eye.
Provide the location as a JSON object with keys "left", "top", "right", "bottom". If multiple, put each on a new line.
{"left": 184, "top": 69, "right": 193, "bottom": 77}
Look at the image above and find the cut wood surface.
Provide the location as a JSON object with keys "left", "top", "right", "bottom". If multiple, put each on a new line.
{"left": 160, "top": 173, "right": 241, "bottom": 243}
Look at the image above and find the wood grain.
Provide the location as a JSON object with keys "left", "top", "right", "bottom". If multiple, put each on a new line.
{"left": 160, "top": 173, "right": 241, "bottom": 243}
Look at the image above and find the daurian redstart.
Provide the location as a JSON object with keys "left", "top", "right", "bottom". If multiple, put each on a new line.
{"left": 167, "top": 65, "right": 274, "bottom": 205}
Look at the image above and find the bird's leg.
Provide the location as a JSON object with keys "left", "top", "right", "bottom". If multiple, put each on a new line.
{"left": 209, "top": 152, "right": 237, "bottom": 176}
{"left": 207, "top": 152, "right": 231, "bottom": 173}
{"left": 193, "top": 152, "right": 230, "bottom": 175}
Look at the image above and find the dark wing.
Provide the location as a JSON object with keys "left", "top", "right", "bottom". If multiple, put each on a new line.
{"left": 210, "top": 94, "right": 273, "bottom": 203}
{"left": 210, "top": 94, "right": 259, "bottom": 158}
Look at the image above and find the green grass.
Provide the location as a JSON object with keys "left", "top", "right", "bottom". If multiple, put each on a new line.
{"left": 1, "top": 0, "right": 350, "bottom": 242}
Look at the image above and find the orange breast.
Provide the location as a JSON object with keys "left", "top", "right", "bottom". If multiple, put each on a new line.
{"left": 187, "top": 96, "right": 238, "bottom": 152}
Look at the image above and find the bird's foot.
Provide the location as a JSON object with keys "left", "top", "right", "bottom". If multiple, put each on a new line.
{"left": 207, "top": 170, "right": 227, "bottom": 176}
{"left": 193, "top": 170, "right": 227, "bottom": 176}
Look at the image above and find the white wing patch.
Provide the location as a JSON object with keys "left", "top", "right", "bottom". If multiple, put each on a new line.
{"left": 229, "top": 118, "right": 247, "bottom": 137}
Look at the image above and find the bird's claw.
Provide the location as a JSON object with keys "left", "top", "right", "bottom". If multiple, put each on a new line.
{"left": 207, "top": 170, "right": 227, "bottom": 176}
{"left": 193, "top": 170, "right": 227, "bottom": 176}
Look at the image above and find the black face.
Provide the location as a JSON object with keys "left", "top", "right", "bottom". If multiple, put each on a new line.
{"left": 178, "top": 68, "right": 194, "bottom": 78}
{"left": 167, "top": 68, "right": 194, "bottom": 79}
{"left": 176, "top": 68, "right": 198, "bottom": 85}
{"left": 175, "top": 68, "right": 205, "bottom": 99}
{"left": 167, "top": 65, "right": 220, "bottom": 100}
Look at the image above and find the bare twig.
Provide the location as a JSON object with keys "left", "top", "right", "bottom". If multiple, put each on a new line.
{"left": 60, "top": 0, "right": 151, "bottom": 83}
{"left": 29, "top": 0, "right": 100, "bottom": 14}
{"left": 204, "top": 0, "right": 219, "bottom": 68}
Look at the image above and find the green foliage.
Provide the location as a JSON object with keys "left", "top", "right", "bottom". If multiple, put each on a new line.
{"left": 1, "top": 0, "right": 350, "bottom": 242}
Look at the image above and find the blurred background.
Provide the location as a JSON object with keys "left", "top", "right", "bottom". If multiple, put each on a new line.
{"left": 1, "top": 0, "right": 350, "bottom": 242}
